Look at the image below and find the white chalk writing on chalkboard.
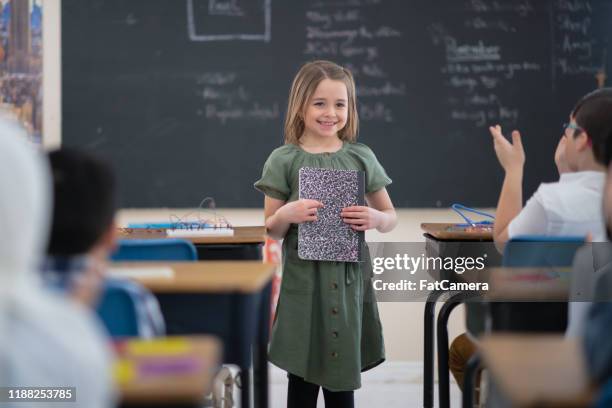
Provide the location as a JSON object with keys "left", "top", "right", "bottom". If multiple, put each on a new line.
{"left": 469, "top": 0, "right": 536, "bottom": 17}
{"left": 186, "top": 0, "right": 271, "bottom": 42}
{"left": 209, "top": 0, "right": 244, "bottom": 16}
{"left": 464, "top": 17, "right": 516, "bottom": 32}
{"left": 204, "top": 103, "right": 280, "bottom": 124}
{"left": 302, "top": 1, "right": 405, "bottom": 122}
{"left": 552, "top": 0, "right": 604, "bottom": 82}
{"left": 311, "top": 0, "right": 382, "bottom": 7}
{"left": 196, "top": 71, "right": 279, "bottom": 124}
{"left": 445, "top": 39, "right": 502, "bottom": 63}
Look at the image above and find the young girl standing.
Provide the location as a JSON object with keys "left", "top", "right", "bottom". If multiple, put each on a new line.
{"left": 255, "top": 60, "right": 397, "bottom": 407}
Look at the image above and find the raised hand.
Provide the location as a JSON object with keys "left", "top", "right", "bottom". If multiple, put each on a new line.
{"left": 489, "top": 124, "right": 525, "bottom": 173}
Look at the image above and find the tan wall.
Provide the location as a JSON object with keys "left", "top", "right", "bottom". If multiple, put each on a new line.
{"left": 42, "top": 0, "right": 61, "bottom": 149}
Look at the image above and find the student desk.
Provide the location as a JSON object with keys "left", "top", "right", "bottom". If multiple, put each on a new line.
{"left": 420, "top": 222, "right": 500, "bottom": 408}
{"left": 117, "top": 336, "right": 221, "bottom": 407}
{"left": 484, "top": 266, "right": 570, "bottom": 301}
{"left": 462, "top": 267, "right": 573, "bottom": 408}
{"left": 484, "top": 266, "right": 570, "bottom": 332}
{"left": 111, "top": 261, "right": 276, "bottom": 408}
{"left": 478, "top": 335, "right": 595, "bottom": 408}
{"left": 421, "top": 223, "right": 494, "bottom": 242}
{"left": 118, "top": 226, "right": 266, "bottom": 260}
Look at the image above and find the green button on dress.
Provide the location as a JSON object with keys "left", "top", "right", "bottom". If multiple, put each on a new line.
{"left": 254, "top": 142, "right": 391, "bottom": 392}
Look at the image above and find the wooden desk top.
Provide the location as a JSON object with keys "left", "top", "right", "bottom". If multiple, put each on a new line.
{"left": 480, "top": 335, "right": 595, "bottom": 408}
{"left": 117, "top": 336, "right": 221, "bottom": 405}
{"left": 421, "top": 222, "right": 493, "bottom": 241}
{"left": 110, "top": 261, "right": 276, "bottom": 294}
{"left": 117, "top": 225, "right": 266, "bottom": 244}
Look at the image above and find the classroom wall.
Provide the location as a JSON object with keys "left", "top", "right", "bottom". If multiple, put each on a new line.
{"left": 42, "top": 0, "right": 61, "bottom": 149}
{"left": 118, "top": 207, "right": 472, "bottom": 362}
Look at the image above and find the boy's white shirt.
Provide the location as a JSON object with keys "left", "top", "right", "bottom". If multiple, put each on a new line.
{"left": 506, "top": 170, "right": 607, "bottom": 339}
{"left": 507, "top": 171, "right": 607, "bottom": 241}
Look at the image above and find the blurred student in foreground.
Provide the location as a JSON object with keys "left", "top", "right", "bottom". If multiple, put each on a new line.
{"left": 583, "top": 115, "right": 612, "bottom": 407}
{"left": 0, "top": 122, "right": 115, "bottom": 408}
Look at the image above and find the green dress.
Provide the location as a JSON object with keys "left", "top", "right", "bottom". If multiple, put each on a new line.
{"left": 254, "top": 141, "right": 391, "bottom": 391}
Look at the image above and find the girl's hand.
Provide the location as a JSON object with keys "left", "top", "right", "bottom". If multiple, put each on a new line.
{"left": 554, "top": 135, "right": 570, "bottom": 175}
{"left": 341, "top": 206, "right": 382, "bottom": 231}
{"left": 278, "top": 199, "right": 323, "bottom": 224}
{"left": 489, "top": 124, "right": 525, "bottom": 173}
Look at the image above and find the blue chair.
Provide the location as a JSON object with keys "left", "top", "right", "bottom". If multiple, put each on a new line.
{"left": 502, "top": 235, "right": 586, "bottom": 267}
{"left": 96, "top": 278, "right": 166, "bottom": 338}
{"left": 102, "top": 238, "right": 195, "bottom": 337}
{"left": 595, "top": 379, "right": 612, "bottom": 408}
{"left": 490, "top": 235, "right": 585, "bottom": 332}
{"left": 111, "top": 238, "right": 197, "bottom": 261}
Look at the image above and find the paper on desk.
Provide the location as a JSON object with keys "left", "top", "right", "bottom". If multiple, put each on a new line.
{"left": 166, "top": 227, "right": 234, "bottom": 237}
{"left": 108, "top": 266, "right": 174, "bottom": 279}
{"left": 113, "top": 360, "right": 136, "bottom": 384}
{"left": 128, "top": 338, "right": 191, "bottom": 356}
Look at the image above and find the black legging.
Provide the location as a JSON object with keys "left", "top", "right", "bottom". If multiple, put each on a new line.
{"left": 287, "top": 373, "right": 355, "bottom": 408}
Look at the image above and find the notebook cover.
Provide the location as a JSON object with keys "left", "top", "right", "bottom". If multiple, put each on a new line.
{"left": 298, "top": 167, "right": 365, "bottom": 262}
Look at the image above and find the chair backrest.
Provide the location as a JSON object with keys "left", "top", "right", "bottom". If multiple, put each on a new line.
{"left": 96, "top": 278, "right": 165, "bottom": 338}
{"left": 502, "top": 235, "right": 585, "bottom": 267}
{"left": 111, "top": 238, "right": 197, "bottom": 261}
{"left": 595, "top": 378, "right": 612, "bottom": 408}
{"left": 491, "top": 235, "right": 585, "bottom": 333}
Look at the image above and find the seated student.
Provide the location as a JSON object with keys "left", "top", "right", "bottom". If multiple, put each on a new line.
{"left": 0, "top": 122, "right": 115, "bottom": 408}
{"left": 491, "top": 89, "right": 612, "bottom": 247}
{"left": 42, "top": 148, "right": 164, "bottom": 337}
{"left": 450, "top": 88, "right": 612, "bottom": 391}
{"left": 567, "top": 106, "right": 612, "bottom": 407}
{"left": 584, "top": 254, "right": 612, "bottom": 384}
{"left": 42, "top": 148, "right": 118, "bottom": 306}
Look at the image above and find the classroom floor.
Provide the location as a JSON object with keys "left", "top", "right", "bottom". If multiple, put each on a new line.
{"left": 268, "top": 361, "right": 462, "bottom": 407}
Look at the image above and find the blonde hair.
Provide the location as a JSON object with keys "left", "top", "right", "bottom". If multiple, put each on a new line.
{"left": 284, "top": 60, "right": 359, "bottom": 144}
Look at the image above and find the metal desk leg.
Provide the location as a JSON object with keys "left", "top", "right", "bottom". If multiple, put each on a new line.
{"left": 241, "top": 368, "right": 251, "bottom": 408}
{"left": 437, "top": 292, "right": 469, "bottom": 408}
{"left": 462, "top": 353, "right": 481, "bottom": 408}
{"left": 423, "top": 289, "right": 446, "bottom": 408}
{"left": 254, "top": 282, "right": 272, "bottom": 408}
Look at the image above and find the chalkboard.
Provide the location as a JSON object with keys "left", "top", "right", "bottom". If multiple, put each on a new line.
{"left": 62, "top": 0, "right": 612, "bottom": 208}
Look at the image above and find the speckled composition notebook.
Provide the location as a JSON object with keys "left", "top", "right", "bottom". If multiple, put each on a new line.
{"left": 298, "top": 167, "right": 365, "bottom": 262}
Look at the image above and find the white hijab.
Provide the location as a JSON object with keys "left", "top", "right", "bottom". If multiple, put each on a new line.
{"left": 0, "top": 121, "right": 115, "bottom": 408}
{"left": 0, "top": 119, "right": 51, "bottom": 333}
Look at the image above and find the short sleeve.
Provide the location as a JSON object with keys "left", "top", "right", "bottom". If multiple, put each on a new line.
{"left": 254, "top": 147, "right": 291, "bottom": 201}
{"left": 507, "top": 192, "right": 549, "bottom": 238}
{"left": 348, "top": 143, "right": 392, "bottom": 194}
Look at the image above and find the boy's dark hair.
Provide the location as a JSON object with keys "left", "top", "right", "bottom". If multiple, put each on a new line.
{"left": 47, "top": 148, "right": 117, "bottom": 256}
{"left": 571, "top": 87, "right": 612, "bottom": 165}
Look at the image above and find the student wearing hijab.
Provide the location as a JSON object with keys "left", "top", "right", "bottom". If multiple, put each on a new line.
{"left": 0, "top": 120, "right": 115, "bottom": 408}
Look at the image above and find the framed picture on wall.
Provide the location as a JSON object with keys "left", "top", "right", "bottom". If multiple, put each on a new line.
{"left": 0, "top": 0, "right": 42, "bottom": 144}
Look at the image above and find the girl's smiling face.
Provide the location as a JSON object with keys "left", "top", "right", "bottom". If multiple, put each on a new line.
{"left": 302, "top": 79, "right": 348, "bottom": 142}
